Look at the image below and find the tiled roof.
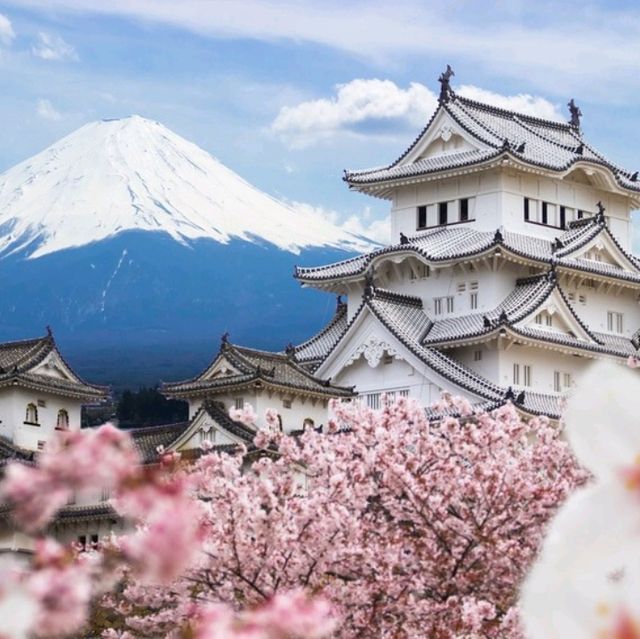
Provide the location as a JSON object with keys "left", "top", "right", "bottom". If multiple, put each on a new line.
{"left": 0, "top": 435, "right": 35, "bottom": 466}
{"left": 128, "top": 421, "right": 191, "bottom": 463}
{"left": 0, "top": 333, "right": 107, "bottom": 400}
{"left": 162, "top": 341, "right": 354, "bottom": 399}
{"left": 200, "top": 401, "right": 256, "bottom": 443}
{"left": 294, "top": 301, "right": 349, "bottom": 364}
{"left": 361, "top": 287, "right": 562, "bottom": 418}
{"left": 424, "top": 275, "right": 554, "bottom": 343}
{"left": 296, "top": 219, "right": 640, "bottom": 286}
{"left": 345, "top": 94, "right": 640, "bottom": 193}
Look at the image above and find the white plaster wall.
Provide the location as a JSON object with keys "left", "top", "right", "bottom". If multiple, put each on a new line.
{"left": 560, "top": 278, "right": 640, "bottom": 337}
{"left": 0, "top": 388, "right": 83, "bottom": 451}
{"left": 389, "top": 169, "right": 633, "bottom": 249}
{"left": 334, "top": 354, "right": 443, "bottom": 407}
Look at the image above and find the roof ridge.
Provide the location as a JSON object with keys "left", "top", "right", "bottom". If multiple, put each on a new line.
{"left": 455, "top": 94, "right": 571, "bottom": 131}
{"left": 368, "top": 287, "right": 423, "bottom": 308}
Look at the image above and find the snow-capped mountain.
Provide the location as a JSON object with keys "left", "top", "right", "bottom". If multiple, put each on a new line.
{"left": 0, "top": 115, "right": 368, "bottom": 259}
{"left": 0, "top": 117, "right": 372, "bottom": 386}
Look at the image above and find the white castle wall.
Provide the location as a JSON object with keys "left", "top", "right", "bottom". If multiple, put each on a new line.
{"left": 0, "top": 387, "right": 82, "bottom": 451}
{"left": 390, "top": 169, "right": 633, "bottom": 249}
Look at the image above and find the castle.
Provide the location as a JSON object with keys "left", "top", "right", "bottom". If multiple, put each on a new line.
{"left": 2, "top": 68, "right": 640, "bottom": 551}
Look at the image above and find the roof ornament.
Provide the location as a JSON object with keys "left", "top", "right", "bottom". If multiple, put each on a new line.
{"left": 220, "top": 332, "right": 230, "bottom": 350}
{"left": 400, "top": 232, "right": 409, "bottom": 245}
{"left": 516, "top": 390, "right": 526, "bottom": 404}
{"left": 285, "top": 342, "right": 296, "bottom": 358}
{"left": 483, "top": 315, "right": 492, "bottom": 328}
{"left": 493, "top": 228, "right": 504, "bottom": 243}
{"left": 438, "top": 65, "right": 455, "bottom": 104}
{"left": 568, "top": 99, "right": 582, "bottom": 130}
{"left": 515, "top": 141, "right": 526, "bottom": 153}
{"left": 595, "top": 201, "right": 606, "bottom": 224}
{"left": 551, "top": 238, "right": 564, "bottom": 253}
{"left": 504, "top": 386, "right": 515, "bottom": 401}
{"left": 632, "top": 329, "right": 640, "bottom": 351}
{"left": 501, "top": 138, "right": 511, "bottom": 151}
{"left": 46, "top": 325, "right": 53, "bottom": 338}
{"left": 336, "top": 294, "right": 345, "bottom": 310}
{"left": 498, "top": 309, "right": 508, "bottom": 323}
{"left": 363, "top": 268, "right": 375, "bottom": 299}
{"left": 547, "top": 267, "right": 557, "bottom": 283}
{"left": 631, "top": 171, "right": 639, "bottom": 182}
{"left": 575, "top": 142, "right": 584, "bottom": 155}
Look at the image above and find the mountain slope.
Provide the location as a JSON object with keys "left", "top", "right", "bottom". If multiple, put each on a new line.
{"left": 0, "top": 116, "right": 369, "bottom": 386}
{"left": 0, "top": 115, "right": 368, "bottom": 258}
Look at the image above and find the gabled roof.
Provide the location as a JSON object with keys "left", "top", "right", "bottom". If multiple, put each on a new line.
{"left": 294, "top": 299, "right": 349, "bottom": 367}
{"left": 162, "top": 338, "right": 354, "bottom": 399}
{"left": 0, "top": 331, "right": 107, "bottom": 400}
{"left": 129, "top": 421, "right": 191, "bottom": 463}
{"left": 295, "top": 216, "right": 640, "bottom": 287}
{"left": 316, "top": 285, "right": 562, "bottom": 419}
{"left": 345, "top": 86, "right": 640, "bottom": 198}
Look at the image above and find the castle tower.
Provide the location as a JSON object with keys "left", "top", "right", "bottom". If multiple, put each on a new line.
{"left": 293, "top": 69, "right": 640, "bottom": 419}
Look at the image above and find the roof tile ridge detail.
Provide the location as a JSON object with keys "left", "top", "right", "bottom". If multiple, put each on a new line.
{"left": 294, "top": 304, "right": 347, "bottom": 354}
{"left": 368, "top": 287, "right": 423, "bottom": 308}
{"left": 444, "top": 101, "right": 502, "bottom": 148}
{"left": 455, "top": 94, "right": 573, "bottom": 131}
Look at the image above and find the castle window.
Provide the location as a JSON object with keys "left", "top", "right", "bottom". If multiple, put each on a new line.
{"left": 37, "top": 399, "right": 46, "bottom": 408}
{"left": 234, "top": 397, "right": 244, "bottom": 410}
{"left": 607, "top": 311, "right": 624, "bottom": 334}
{"left": 474, "top": 350, "right": 482, "bottom": 361}
{"left": 579, "top": 295, "right": 587, "bottom": 305}
{"left": 25, "top": 403, "right": 39, "bottom": 425}
{"left": 554, "top": 371, "right": 572, "bottom": 392}
{"left": 523, "top": 365, "right": 532, "bottom": 387}
{"left": 438, "top": 202, "right": 448, "bottom": 225}
{"left": 417, "top": 205, "right": 427, "bottom": 229}
{"left": 283, "top": 399, "right": 292, "bottom": 409}
{"left": 541, "top": 202, "right": 548, "bottom": 225}
{"left": 513, "top": 364, "right": 520, "bottom": 385}
{"left": 366, "top": 393, "right": 380, "bottom": 410}
{"left": 523, "top": 197, "right": 530, "bottom": 221}
{"left": 560, "top": 206, "right": 566, "bottom": 229}
{"left": 470, "top": 292, "right": 478, "bottom": 309}
{"left": 37, "top": 440, "right": 45, "bottom": 451}
{"left": 457, "top": 282, "right": 467, "bottom": 293}
{"left": 398, "top": 389, "right": 410, "bottom": 398}
{"left": 383, "top": 354, "right": 393, "bottom": 365}
{"left": 434, "top": 295, "right": 454, "bottom": 315}
{"left": 56, "top": 409, "right": 69, "bottom": 431}
{"left": 460, "top": 198, "right": 469, "bottom": 221}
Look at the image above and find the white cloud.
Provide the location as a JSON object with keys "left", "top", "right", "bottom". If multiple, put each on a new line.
{"left": 271, "top": 79, "right": 561, "bottom": 147}
{"left": 271, "top": 79, "right": 435, "bottom": 147}
{"left": 292, "top": 200, "right": 389, "bottom": 245}
{"left": 0, "top": 13, "right": 15, "bottom": 45}
{"left": 31, "top": 32, "right": 78, "bottom": 61}
{"left": 36, "top": 99, "right": 62, "bottom": 121}
{"left": 5, "top": 1, "right": 640, "bottom": 98}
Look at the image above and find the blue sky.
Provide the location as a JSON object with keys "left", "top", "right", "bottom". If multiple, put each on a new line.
{"left": 1, "top": 0, "right": 640, "bottom": 240}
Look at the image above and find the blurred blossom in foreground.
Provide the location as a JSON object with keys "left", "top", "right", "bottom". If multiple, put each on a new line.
{"left": 522, "top": 361, "right": 640, "bottom": 638}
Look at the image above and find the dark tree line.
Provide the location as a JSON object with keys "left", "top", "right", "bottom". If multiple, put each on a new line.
{"left": 116, "top": 387, "right": 188, "bottom": 428}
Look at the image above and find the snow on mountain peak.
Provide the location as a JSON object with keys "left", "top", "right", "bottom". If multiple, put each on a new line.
{"left": 0, "top": 115, "right": 372, "bottom": 259}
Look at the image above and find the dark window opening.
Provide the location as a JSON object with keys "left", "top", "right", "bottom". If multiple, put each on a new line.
{"left": 560, "top": 206, "right": 566, "bottom": 229}
{"left": 524, "top": 197, "right": 530, "bottom": 221}
{"left": 417, "top": 205, "right": 427, "bottom": 229}
{"left": 438, "top": 202, "right": 448, "bottom": 225}
{"left": 577, "top": 209, "right": 584, "bottom": 219}
{"left": 541, "top": 202, "right": 548, "bottom": 225}
{"left": 460, "top": 198, "right": 469, "bottom": 221}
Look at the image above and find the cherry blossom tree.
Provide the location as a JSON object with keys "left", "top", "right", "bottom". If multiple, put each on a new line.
{"left": 0, "top": 395, "right": 584, "bottom": 638}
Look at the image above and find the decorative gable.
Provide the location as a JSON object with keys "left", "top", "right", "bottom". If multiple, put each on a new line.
{"left": 31, "top": 352, "right": 78, "bottom": 382}
{"left": 402, "top": 109, "right": 489, "bottom": 165}
{"left": 571, "top": 234, "right": 638, "bottom": 273}
{"left": 516, "top": 289, "right": 595, "bottom": 343}
{"left": 201, "top": 355, "right": 242, "bottom": 381}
